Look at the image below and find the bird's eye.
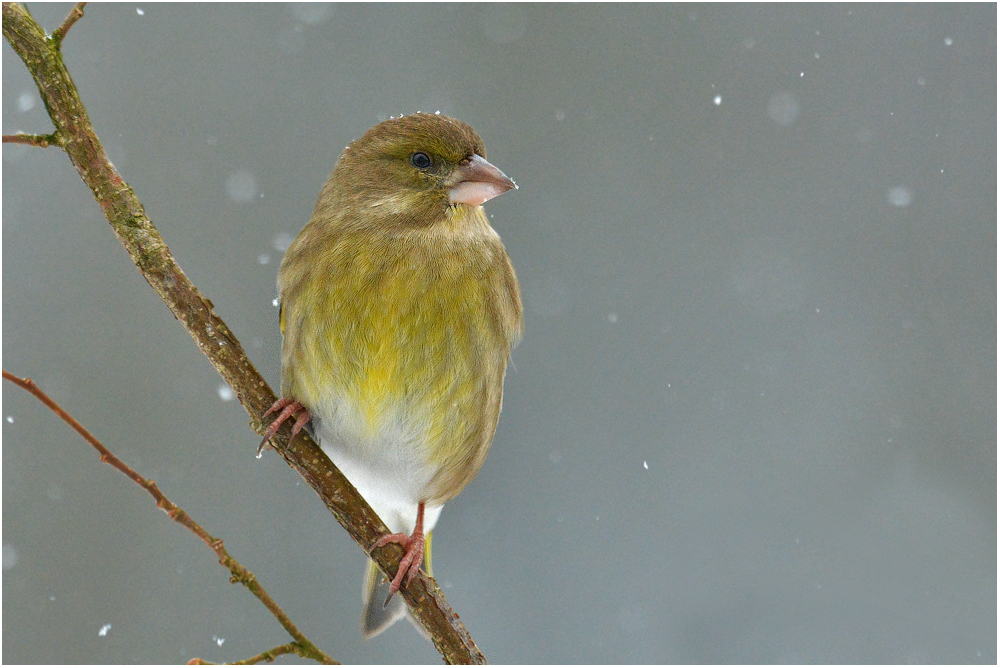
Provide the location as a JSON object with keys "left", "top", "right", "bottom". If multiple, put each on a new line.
{"left": 410, "top": 152, "right": 432, "bottom": 169}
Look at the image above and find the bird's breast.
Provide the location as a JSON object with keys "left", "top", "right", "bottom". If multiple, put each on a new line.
{"left": 281, "top": 208, "right": 520, "bottom": 505}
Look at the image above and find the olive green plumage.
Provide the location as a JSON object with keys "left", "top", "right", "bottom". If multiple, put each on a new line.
{"left": 273, "top": 113, "right": 522, "bottom": 637}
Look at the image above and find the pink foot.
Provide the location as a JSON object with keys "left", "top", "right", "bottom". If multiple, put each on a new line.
{"left": 372, "top": 502, "right": 426, "bottom": 606}
{"left": 258, "top": 398, "right": 310, "bottom": 454}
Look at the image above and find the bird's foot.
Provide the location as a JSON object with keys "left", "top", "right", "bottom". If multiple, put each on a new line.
{"left": 371, "top": 502, "right": 426, "bottom": 607}
{"left": 258, "top": 398, "right": 310, "bottom": 455}
{"left": 373, "top": 530, "right": 425, "bottom": 607}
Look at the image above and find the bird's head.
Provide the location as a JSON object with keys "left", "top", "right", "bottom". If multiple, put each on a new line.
{"left": 326, "top": 113, "right": 516, "bottom": 229}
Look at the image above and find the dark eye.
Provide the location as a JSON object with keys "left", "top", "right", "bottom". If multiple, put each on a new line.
{"left": 410, "top": 152, "right": 432, "bottom": 169}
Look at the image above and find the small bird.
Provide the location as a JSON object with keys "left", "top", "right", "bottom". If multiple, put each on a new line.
{"left": 262, "top": 113, "right": 523, "bottom": 637}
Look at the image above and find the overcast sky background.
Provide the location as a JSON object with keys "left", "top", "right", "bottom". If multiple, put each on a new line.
{"left": 3, "top": 3, "right": 995, "bottom": 664}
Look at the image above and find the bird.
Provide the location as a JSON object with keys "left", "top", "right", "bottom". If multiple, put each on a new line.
{"left": 261, "top": 112, "right": 523, "bottom": 637}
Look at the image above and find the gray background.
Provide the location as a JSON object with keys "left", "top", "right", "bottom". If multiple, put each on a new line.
{"left": 3, "top": 3, "right": 995, "bottom": 664}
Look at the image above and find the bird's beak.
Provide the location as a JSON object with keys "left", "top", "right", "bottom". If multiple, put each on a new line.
{"left": 448, "top": 154, "right": 517, "bottom": 206}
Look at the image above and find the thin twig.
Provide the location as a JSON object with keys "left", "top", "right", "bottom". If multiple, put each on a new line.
{"left": 2, "top": 132, "right": 62, "bottom": 147}
{"left": 2, "top": 370, "right": 339, "bottom": 666}
{"left": 234, "top": 642, "right": 312, "bottom": 665}
{"left": 49, "top": 1, "right": 86, "bottom": 47}
{"left": 188, "top": 642, "right": 309, "bottom": 665}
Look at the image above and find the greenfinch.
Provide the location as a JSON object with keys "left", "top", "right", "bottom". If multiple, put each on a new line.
{"left": 262, "top": 113, "right": 523, "bottom": 637}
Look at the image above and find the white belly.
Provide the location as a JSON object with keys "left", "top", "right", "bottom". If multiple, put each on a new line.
{"left": 314, "top": 412, "right": 444, "bottom": 536}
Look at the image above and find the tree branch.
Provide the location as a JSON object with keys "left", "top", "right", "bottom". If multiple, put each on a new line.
{"left": 49, "top": 0, "right": 85, "bottom": 47}
{"left": 3, "top": 131, "right": 62, "bottom": 147}
{"left": 2, "top": 370, "right": 339, "bottom": 666}
{"left": 188, "top": 641, "right": 317, "bottom": 665}
{"left": 2, "top": 2, "right": 485, "bottom": 663}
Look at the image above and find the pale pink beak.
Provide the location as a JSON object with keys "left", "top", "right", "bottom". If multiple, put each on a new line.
{"left": 448, "top": 154, "right": 517, "bottom": 206}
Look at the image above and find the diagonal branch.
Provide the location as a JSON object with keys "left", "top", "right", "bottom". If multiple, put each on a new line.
{"left": 2, "top": 370, "right": 339, "bottom": 666}
{"left": 1, "top": 2, "right": 485, "bottom": 663}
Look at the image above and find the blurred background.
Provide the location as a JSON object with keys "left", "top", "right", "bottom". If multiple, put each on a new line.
{"left": 3, "top": 3, "right": 995, "bottom": 663}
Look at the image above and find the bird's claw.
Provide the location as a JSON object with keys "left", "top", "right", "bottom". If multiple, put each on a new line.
{"left": 258, "top": 398, "right": 310, "bottom": 455}
{"left": 372, "top": 530, "right": 425, "bottom": 608}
